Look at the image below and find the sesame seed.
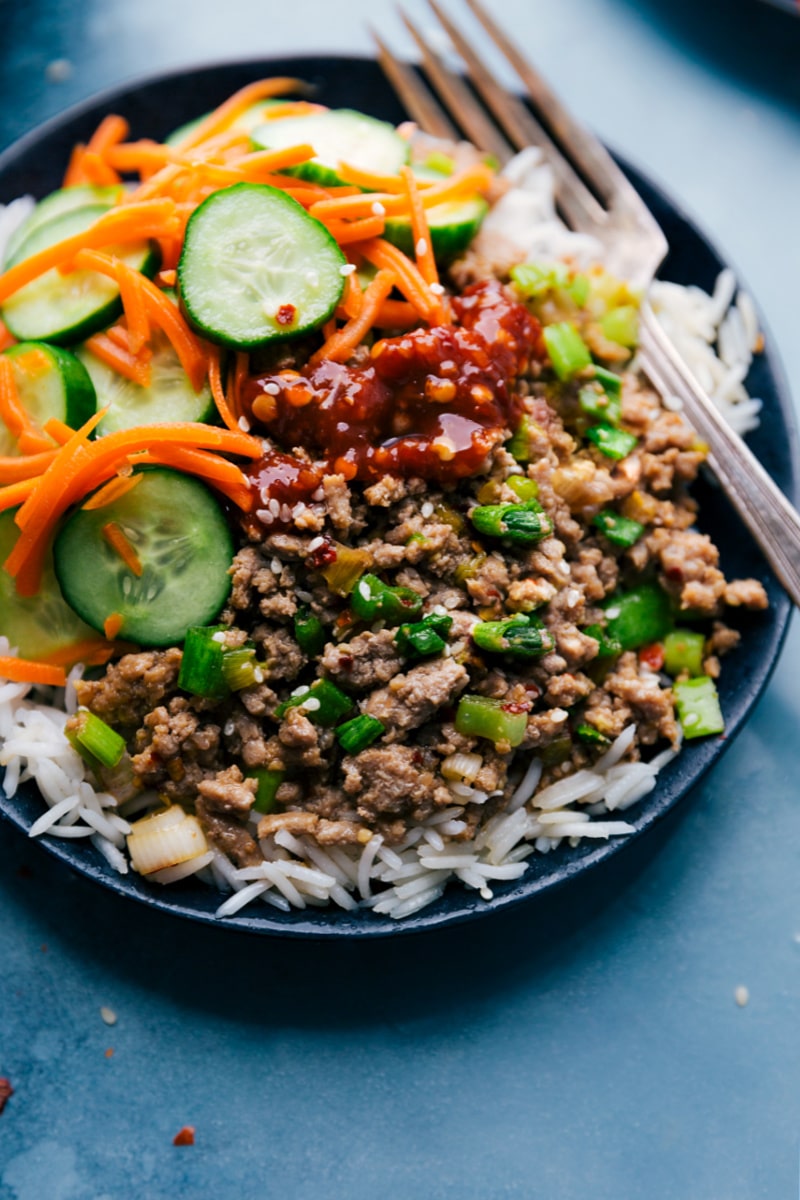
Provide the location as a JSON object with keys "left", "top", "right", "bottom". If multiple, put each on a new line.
{"left": 443, "top": 595, "right": 460, "bottom": 609}
{"left": 302, "top": 697, "right": 321, "bottom": 713}
{"left": 429, "top": 282, "right": 445, "bottom": 295}
{"left": 211, "top": 631, "right": 226, "bottom": 643}
{"left": 291, "top": 685, "right": 311, "bottom": 697}
{"left": 605, "top": 606, "right": 620, "bottom": 619}
{"left": 280, "top": 503, "right": 291, "bottom": 522}
{"left": 311, "top": 487, "right": 325, "bottom": 501}
{"left": 308, "top": 536, "right": 325, "bottom": 552}
{"left": 371, "top": 202, "right": 386, "bottom": 216}
{"left": 735, "top": 985, "right": 750, "bottom": 1007}
{"left": 254, "top": 668, "right": 264, "bottom": 684}
{"left": 415, "top": 237, "right": 428, "bottom": 257}
{"left": 432, "top": 604, "right": 448, "bottom": 616}
{"left": 291, "top": 503, "right": 306, "bottom": 518}
{"left": 224, "top": 720, "right": 235, "bottom": 736}
{"left": 256, "top": 509, "right": 274, "bottom": 525}
{"left": 270, "top": 558, "right": 282, "bottom": 574}
{"left": 421, "top": 502, "right": 434, "bottom": 518}
{"left": 339, "top": 263, "right": 357, "bottom": 276}
{"left": 268, "top": 498, "right": 280, "bottom": 516}
{"left": 100, "top": 1006, "right": 117, "bottom": 1026}
{"left": 45, "top": 58, "right": 73, "bottom": 83}
{"left": 263, "top": 382, "right": 280, "bottom": 396}
{"left": 237, "top": 415, "right": 251, "bottom": 432}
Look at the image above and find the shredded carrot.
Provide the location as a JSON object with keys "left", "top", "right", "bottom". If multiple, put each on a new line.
{"left": 16, "top": 429, "right": 58, "bottom": 455}
{"left": 323, "top": 216, "right": 386, "bottom": 245}
{"left": 0, "top": 656, "right": 66, "bottom": 687}
{"left": 0, "top": 356, "right": 55, "bottom": 452}
{"left": 258, "top": 100, "right": 326, "bottom": 121}
{"left": 308, "top": 163, "right": 495, "bottom": 224}
{"left": 62, "top": 143, "right": 89, "bottom": 187}
{"left": 114, "top": 262, "right": 150, "bottom": 355}
{"left": 0, "top": 319, "right": 16, "bottom": 351}
{"left": 44, "top": 637, "right": 120, "bottom": 668}
{"left": 157, "top": 269, "right": 177, "bottom": 287}
{"left": 79, "top": 151, "right": 121, "bottom": 187}
{"left": 42, "top": 417, "right": 84, "bottom": 446}
{"left": 81, "top": 472, "right": 142, "bottom": 511}
{"left": 208, "top": 350, "right": 240, "bottom": 433}
{"left": 311, "top": 269, "right": 397, "bottom": 365}
{"left": 0, "top": 477, "right": 38, "bottom": 512}
{"left": 233, "top": 144, "right": 317, "bottom": 179}
{"left": 0, "top": 450, "right": 58, "bottom": 484}
{"left": 86, "top": 114, "right": 130, "bottom": 156}
{"left": 0, "top": 199, "right": 179, "bottom": 305}
{"left": 101, "top": 522, "right": 143, "bottom": 576}
{"left": 373, "top": 299, "right": 420, "bottom": 329}
{"left": 175, "top": 78, "right": 310, "bottom": 151}
{"left": 337, "top": 162, "right": 435, "bottom": 194}
{"left": 401, "top": 166, "right": 439, "bottom": 289}
{"left": 102, "top": 613, "right": 125, "bottom": 641}
{"left": 84, "top": 333, "right": 152, "bottom": 387}
{"left": 140, "top": 445, "right": 253, "bottom": 508}
{"left": 106, "top": 140, "right": 173, "bottom": 174}
{"left": 341, "top": 270, "right": 364, "bottom": 320}
{"left": 353, "top": 238, "right": 438, "bottom": 321}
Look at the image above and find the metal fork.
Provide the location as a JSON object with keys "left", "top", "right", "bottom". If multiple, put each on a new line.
{"left": 373, "top": 0, "right": 800, "bottom": 607}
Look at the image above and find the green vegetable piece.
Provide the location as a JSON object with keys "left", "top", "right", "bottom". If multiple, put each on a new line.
{"left": 472, "top": 614, "right": 554, "bottom": 659}
{"left": 221, "top": 646, "right": 259, "bottom": 691}
{"left": 424, "top": 150, "right": 455, "bottom": 175}
{"left": 673, "top": 676, "right": 724, "bottom": 739}
{"left": 505, "top": 475, "right": 539, "bottom": 501}
{"left": 470, "top": 498, "right": 551, "bottom": 544}
{"left": 601, "top": 304, "right": 639, "bottom": 348}
{"left": 405, "top": 532, "right": 431, "bottom": 548}
{"left": 336, "top": 714, "right": 386, "bottom": 754}
{"left": 586, "top": 422, "right": 638, "bottom": 460}
{"left": 579, "top": 383, "right": 621, "bottom": 427}
{"left": 568, "top": 273, "right": 590, "bottom": 306}
{"left": 248, "top": 768, "right": 285, "bottom": 814}
{"left": 351, "top": 573, "right": 424, "bottom": 625}
{"left": 276, "top": 678, "right": 354, "bottom": 726}
{"left": 178, "top": 626, "right": 229, "bottom": 698}
{"left": 663, "top": 629, "right": 706, "bottom": 678}
{"left": 510, "top": 261, "right": 568, "bottom": 298}
{"left": 319, "top": 543, "right": 373, "bottom": 597}
{"left": 395, "top": 612, "right": 452, "bottom": 658}
{"left": 294, "top": 607, "right": 326, "bottom": 657}
{"left": 67, "top": 708, "right": 126, "bottom": 770}
{"left": 542, "top": 322, "right": 592, "bottom": 380}
{"left": 592, "top": 509, "right": 645, "bottom": 548}
{"left": 603, "top": 583, "right": 673, "bottom": 651}
{"left": 454, "top": 694, "right": 528, "bottom": 748}
{"left": 506, "top": 415, "right": 532, "bottom": 462}
{"left": 583, "top": 623, "right": 623, "bottom": 659}
{"left": 575, "top": 722, "right": 611, "bottom": 747}
{"left": 592, "top": 365, "right": 623, "bottom": 395}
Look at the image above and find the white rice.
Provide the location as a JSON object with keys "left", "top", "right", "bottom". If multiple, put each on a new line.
{"left": 0, "top": 147, "right": 757, "bottom": 920}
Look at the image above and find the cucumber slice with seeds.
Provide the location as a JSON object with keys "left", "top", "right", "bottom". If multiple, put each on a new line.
{"left": 53, "top": 468, "right": 234, "bottom": 646}
{"left": 178, "top": 182, "right": 345, "bottom": 348}
{"left": 0, "top": 342, "right": 96, "bottom": 456}
{"left": 3, "top": 185, "right": 125, "bottom": 267}
{"left": 1, "top": 205, "right": 159, "bottom": 345}
{"left": 251, "top": 108, "right": 409, "bottom": 188}
{"left": 0, "top": 509, "right": 97, "bottom": 659}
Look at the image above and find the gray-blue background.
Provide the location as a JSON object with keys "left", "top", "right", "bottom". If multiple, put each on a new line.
{"left": 1, "top": 1, "right": 799, "bottom": 1196}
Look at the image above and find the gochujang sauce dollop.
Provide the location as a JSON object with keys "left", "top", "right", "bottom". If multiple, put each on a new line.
{"left": 244, "top": 279, "right": 542, "bottom": 506}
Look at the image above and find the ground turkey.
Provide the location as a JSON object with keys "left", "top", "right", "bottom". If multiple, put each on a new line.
{"left": 342, "top": 745, "right": 453, "bottom": 825}
{"left": 73, "top": 649, "right": 182, "bottom": 735}
{"left": 363, "top": 657, "right": 469, "bottom": 740}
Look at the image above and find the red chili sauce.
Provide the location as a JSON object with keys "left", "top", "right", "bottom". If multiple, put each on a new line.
{"left": 244, "top": 280, "right": 542, "bottom": 516}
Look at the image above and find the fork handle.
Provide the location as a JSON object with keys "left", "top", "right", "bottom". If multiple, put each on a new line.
{"left": 638, "top": 303, "right": 800, "bottom": 607}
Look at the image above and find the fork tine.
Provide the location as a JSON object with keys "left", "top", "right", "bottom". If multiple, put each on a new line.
{"left": 370, "top": 26, "right": 460, "bottom": 141}
{"left": 425, "top": 0, "right": 608, "bottom": 230}
{"left": 398, "top": 7, "right": 514, "bottom": 164}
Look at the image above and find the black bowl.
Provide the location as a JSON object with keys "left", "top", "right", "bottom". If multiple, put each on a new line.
{"left": 0, "top": 55, "right": 795, "bottom": 937}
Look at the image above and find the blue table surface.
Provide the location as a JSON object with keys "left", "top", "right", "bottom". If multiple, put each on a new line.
{"left": 1, "top": 1, "right": 800, "bottom": 1197}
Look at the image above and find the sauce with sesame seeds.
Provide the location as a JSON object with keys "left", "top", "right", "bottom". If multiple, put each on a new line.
{"left": 244, "top": 281, "right": 542, "bottom": 507}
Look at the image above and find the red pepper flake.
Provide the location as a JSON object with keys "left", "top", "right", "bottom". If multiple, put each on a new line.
{"left": 666, "top": 566, "right": 683, "bottom": 582}
{"left": 639, "top": 643, "right": 665, "bottom": 671}
{"left": 275, "top": 304, "right": 296, "bottom": 327}
{"left": 0, "top": 1078, "right": 14, "bottom": 1115}
{"left": 105, "top": 1048, "right": 114, "bottom": 1059}
{"left": 308, "top": 540, "right": 337, "bottom": 569}
{"left": 502, "top": 701, "right": 532, "bottom": 714}
{"left": 173, "top": 1125, "right": 195, "bottom": 1146}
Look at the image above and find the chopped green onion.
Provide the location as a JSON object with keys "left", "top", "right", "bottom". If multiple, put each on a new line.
{"left": 178, "top": 626, "right": 229, "bottom": 698}
{"left": 510, "top": 261, "right": 568, "bottom": 298}
{"left": 433, "top": 502, "right": 466, "bottom": 533}
{"left": 275, "top": 678, "right": 354, "bottom": 726}
{"left": 405, "top": 532, "right": 431, "bottom": 548}
{"left": 505, "top": 475, "right": 539, "bottom": 501}
{"left": 592, "top": 509, "right": 645, "bottom": 548}
{"left": 472, "top": 613, "right": 554, "bottom": 659}
{"left": 575, "top": 722, "right": 611, "bottom": 747}
{"left": 506, "top": 415, "right": 532, "bottom": 462}
{"left": 673, "top": 676, "right": 724, "bottom": 739}
{"left": 579, "top": 384, "right": 622, "bottom": 427}
{"left": 583, "top": 623, "right": 623, "bottom": 659}
{"left": 351, "top": 573, "right": 424, "bottom": 625}
{"left": 319, "top": 543, "right": 373, "bottom": 596}
{"left": 603, "top": 583, "right": 673, "bottom": 651}
{"left": 293, "top": 607, "right": 326, "bottom": 657}
{"left": 543, "top": 322, "right": 592, "bottom": 380}
{"left": 586, "top": 422, "right": 638, "bottom": 460}
{"left": 454, "top": 694, "right": 528, "bottom": 748}
{"left": 395, "top": 612, "right": 453, "bottom": 658}
{"left": 67, "top": 708, "right": 126, "bottom": 769}
{"left": 592, "top": 365, "right": 623, "bottom": 395}
{"left": 601, "top": 304, "right": 639, "bottom": 348}
{"left": 470, "top": 498, "right": 551, "bottom": 544}
{"left": 248, "top": 768, "right": 284, "bottom": 814}
{"left": 221, "top": 646, "right": 259, "bottom": 691}
{"left": 454, "top": 552, "right": 486, "bottom": 585}
{"left": 541, "top": 734, "right": 573, "bottom": 765}
{"left": 663, "top": 629, "right": 706, "bottom": 678}
{"left": 336, "top": 714, "right": 386, "bottom": 754}
{"left": 569, "top": 273, "right": 590, "bottom": 307}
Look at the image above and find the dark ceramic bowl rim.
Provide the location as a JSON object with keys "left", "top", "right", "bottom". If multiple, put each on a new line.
{"left": 0, "top": 54, "right": 795, "bottom": 938}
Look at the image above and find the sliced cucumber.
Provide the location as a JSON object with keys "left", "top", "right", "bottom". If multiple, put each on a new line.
{"left": 53, "top": 468, "right": 234, "bottom": 647}
{"left": 0, "top": 342, "right": 96, "bottom": 456}
{"left": 78, "top": 309, "right": 213, "bottom": 436}
{"left": 384, "top": 194, "right": 489, "bottom": 263}
{"left": 165, "top": 98, "right": 311, "bottom": 147}
{"left": 1, "top": 206, "right": 159, "bottom": 345}
{"left": 178, "top": 182, "right": 345, "bottom": 348}
{"left": 251, "top": 108, "right": 409, "bottom": 188}
{"left": 0, "top": 509, "right": 97, "bottom": 659}
{"left": 3, "top": 185, "right": 125, "bottom": 267}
